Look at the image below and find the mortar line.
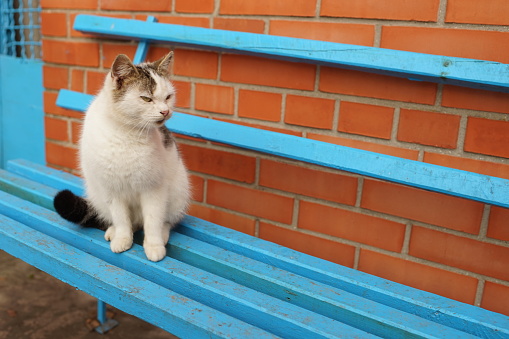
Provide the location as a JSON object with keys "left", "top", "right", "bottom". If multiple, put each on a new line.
{"left": 474, "top": 279, "right": 485, "bottom": 307}
{"left": 437, "top": 0, "right": 448, "bottom": 26}
{"left": 478, "top": 205, "right": 491, "bottom": 239}
{"left": 353, "top": 247, "right": 361, "bottom": 270}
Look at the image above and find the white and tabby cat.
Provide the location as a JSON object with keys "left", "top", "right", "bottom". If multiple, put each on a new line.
{"left": 53, "top": 52, "right": 190, "bottom": 262}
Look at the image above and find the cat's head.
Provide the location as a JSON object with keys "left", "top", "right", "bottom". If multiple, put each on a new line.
{"left": 109, "top": 52, "right": 176, "bottom": 128}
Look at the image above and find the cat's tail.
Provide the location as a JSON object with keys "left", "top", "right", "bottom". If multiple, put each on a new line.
{"left": 53, "top": 189, "right": 107, "bottom": 230}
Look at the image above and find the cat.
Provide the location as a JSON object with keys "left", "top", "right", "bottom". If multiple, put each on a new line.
{"left": 53, "top": 52, "right": 190, "bottom": 262}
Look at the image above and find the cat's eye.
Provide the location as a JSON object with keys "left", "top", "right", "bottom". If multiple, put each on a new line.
{"left": 140, "top": 96, "right": 152, "bottom": 102}
{"left": 165, "top": 94, "right": 172, "bottom": 101}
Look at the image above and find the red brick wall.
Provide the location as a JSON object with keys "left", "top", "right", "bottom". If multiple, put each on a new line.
{"left": 41, "top": 0, "right": 509, "bottom": 315}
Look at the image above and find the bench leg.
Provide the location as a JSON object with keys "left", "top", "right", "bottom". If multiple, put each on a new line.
{"left": 94, "top": 299, "right": 119, "bottom": 334}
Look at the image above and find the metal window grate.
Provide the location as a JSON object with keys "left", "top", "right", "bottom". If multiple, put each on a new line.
{"left": 0, "top": 0, "right": 41, "bottom": 59}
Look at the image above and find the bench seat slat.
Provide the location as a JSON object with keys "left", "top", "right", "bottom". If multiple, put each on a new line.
{"left": 168, "top": 232, "right": 476, "bottom": 339}
{"left": 55, "top": 89, "right": 509, "bottom": 209}
{"left": 5, "top": 159, "right": 509, "bottom": 339}
{"left": 0, "top": 188, "right": 375, "bottom": 339}
{"left": 73, "top": 15, "right": 509, "bottom": 93}
{"left": 7, "top": 158, "right": 83, "bottom": 196}
{"left": 178, "top": 217, "right": 509, "bottom": 339}
{"left": 0, "top": 215, "right": 276, "bottom": 339}
{"left": 0, "top": 168, "right": 56, "bottom": 210}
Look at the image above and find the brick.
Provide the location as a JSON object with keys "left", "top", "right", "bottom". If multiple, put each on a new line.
{"left": 221, "top": 54, "right": 316, "bottom": 91}
{"left": 481, "top": 282, "right": 509, "bottom": 316}
{"left": 86, "top": 71, "right": 106, "bottom": 95}
{"left": 43, "top": 66, "right": 68, "bottom": 90}
{"left": 397, "top": 109, "right": 460, "bottom": 149}
{"left": 179, "top": 144, "right": 256, "bottom": 183}
{"left": 259, "top": 222, "right": 356, "bottom": 266}
{"left": 220, "top": 0, "right": 317, "bottom": 17}
{"left": 381, "top": 26, "right": 509, "bottom": 64}
{"left": 308, "top": 133, "right": 419, "bottom": 160}
{"left": 299, "top": 201, "right": 405, "bottom": 252}
{"left": 358, "top": 249, "right": 477, "bottom": 304}
{"left": 320, "top": 67, "right": 437, "bottom": 105}
{"left": 41, "top": 0, "right": 97, "bottom": 9}
{"left": 442, "top": 85, "right": 509, "bottom": 114}
{"left": 173, "top": 81, "right": 191, "bottom": 109}
{"left": 189, "top": 204, "right": 256, "bottom": 235}
{"left": 260, "top": 159, "right": 358, "bottom": 205}
{"left": 101, "top": 0, "right": 171, "bottom": 11}
{"left": 207, "top": 180, "right": 294, "bottom": 224}
{"left": 146, "top": 47, "right": 173, "bottom": 64}
{"left": 175, "top": 0, "right": 214, "bottom": 13}
{"left": 361, "top": 180, "right": 484, "bottom": 234}
{"left": 45, "top": 117, "right": 68, "bottom": 142}
{"left": 41, "top": 12, "right": 67, "bottom": 37}
{"left": 321, "top": 0, "right": 439, "bottom": 22}
{"left": 195, "top": 84, "right": 234, "bottom": 115}
{"left": 285, "top": 95, "right": 335, "bottom": 129}
{"left": 151, "top": 15, "right": 210, "bottom": 28}
{"left": 71, "top": 69, "right": 84, "bottom": 92}
{"left": 71, "top": 121, "right": 81, "bottom": 145}
{"left": 213, "top": 18, "right": 265, "bottom": 33}
{"left": 338, "top": 102, "right": 394, "bottom": 140}
{"left": 102, "top": 44, "right": 137, "bottom": 68}
{"left": 487, "top": 207, "right": 509, "bottom": 242}
{"left": 446, "top": 0, "right": 509, "bottom": 26}
{"left": 410, "top": 226, "right": 509, "bottom": 281}
{"left": 173, "top": 49, "right": 218, "bottom": 79}
{"left": 238, "top": 90, "right": 282, "bottom": 122}
{"left": 423, "top": 152, "right": 509, "bottom": 180}
{"left": 269, "top": 20, "right": 374, "bottom": 46}
{"left": 464, "top": 117, "right": 509, "bottom": 159}
{"left": 42, "top": 40, "right": 99, "bottom": 67}
{"left": 46, "top": 142, "right": 78, "bottom": 170}
{"left": 44, "top": 92, "right": 82, "bottom": 119}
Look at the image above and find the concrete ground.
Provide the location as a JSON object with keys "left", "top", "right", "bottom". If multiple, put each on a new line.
{"left": 0, "top": 250, "right": 178, "bottom": 339}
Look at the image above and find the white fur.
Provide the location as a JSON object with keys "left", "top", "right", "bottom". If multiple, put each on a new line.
{"left": 80, "top": 60, "right": 190, "bottom": 261}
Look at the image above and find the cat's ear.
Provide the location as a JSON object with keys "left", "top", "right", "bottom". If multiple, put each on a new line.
{"left": 153, "top": 52, "right": 173, "bottom": 75}
{"left": 111, "top": 54, "right": 137, "bottom": 79}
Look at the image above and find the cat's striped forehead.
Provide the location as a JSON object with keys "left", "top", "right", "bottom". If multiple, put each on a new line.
{"left": 132, "top": 64, "right": 158, "bottom": 94}
{"left": 112, "top": 63, "right": 171, "bottom": 101}
{"left": 110, "top": 53, "right": 174, "bottom": 101}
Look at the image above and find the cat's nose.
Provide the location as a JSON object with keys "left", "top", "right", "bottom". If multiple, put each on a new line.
{"left": 160, "top": 110, "right": 170, "bottom": 117}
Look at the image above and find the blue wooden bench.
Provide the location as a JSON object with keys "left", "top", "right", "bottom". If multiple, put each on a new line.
{"left": 1, "top": 14, "right": 509, "bottom": 338}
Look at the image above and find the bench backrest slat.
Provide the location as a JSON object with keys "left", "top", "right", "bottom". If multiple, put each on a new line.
{"left": 56, "top": 89, "right": 509, "bottom": 208}
{"left": 74, "top": 14, "right": 509, "bottom": 93}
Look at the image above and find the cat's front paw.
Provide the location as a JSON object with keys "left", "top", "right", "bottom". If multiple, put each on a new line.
{"left": 105, "top": 226, "right": 114, "bottom": 241}
{"left": 144, "top": 244, "right": 166, "bottom": 262}
{"left": 110, "top": 236, "right": 133, "bottom": 253}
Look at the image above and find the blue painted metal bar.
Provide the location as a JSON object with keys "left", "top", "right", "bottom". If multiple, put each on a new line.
{"left": 6, "top": 159, "right": 509, "bottom": 338}
{"left": 73, "top": 14, "right": 509, "bottom": 93}
{"left": 0, "top": 189, "right": 374, "bottom": 339}
{"left": 0, "top": 215, "right": 274, "bottom": 339}
{"left": 132, "top": 16, "right": 157, "bottom": 64}
{"left": 55, "top": 90, "right": 509, "bottom": 208}
{"left": 97, "top": 300, "right": 106, "bottom": 325}
{"left": 94, "top": 300, "right": 118, "bottom": 334}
